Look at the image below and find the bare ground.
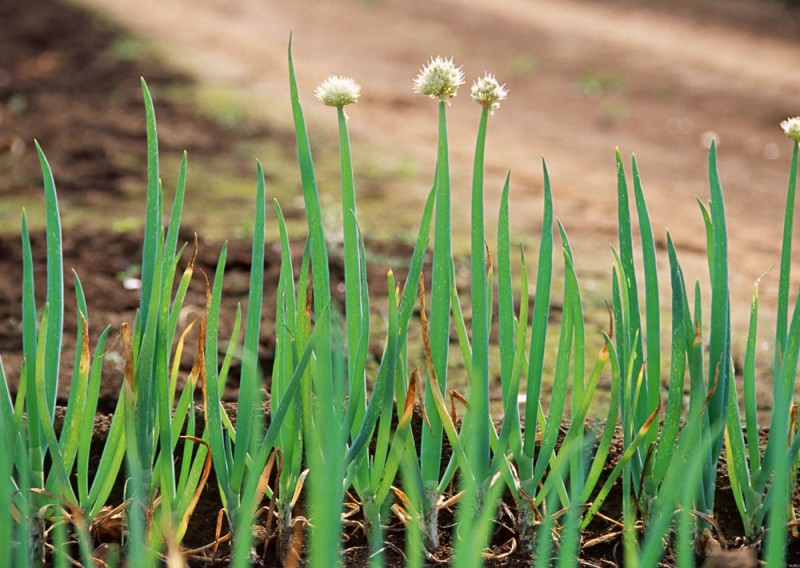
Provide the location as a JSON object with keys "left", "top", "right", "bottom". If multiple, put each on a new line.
{"left": 66, "top": 0, "right": 800, "bottom": 333}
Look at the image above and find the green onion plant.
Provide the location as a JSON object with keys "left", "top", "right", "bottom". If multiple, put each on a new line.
{"left": 1, "top": 43, "right": 799, "bottom": 568}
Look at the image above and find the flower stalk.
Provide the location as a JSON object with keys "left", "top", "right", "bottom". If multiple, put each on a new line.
{"left": 415, "top": 56, "right": 462, "bottom": 550}
{"left": 466, "top": 72, "right": 506, "bottom": 490}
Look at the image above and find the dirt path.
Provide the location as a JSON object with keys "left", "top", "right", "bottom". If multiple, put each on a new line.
{"left": 70, "top": 0, "right": 800, "bottom": 331}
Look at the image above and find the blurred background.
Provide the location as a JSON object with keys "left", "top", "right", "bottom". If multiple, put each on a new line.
{"left": 1, "top": 0, "right": 799, "bottom": 405}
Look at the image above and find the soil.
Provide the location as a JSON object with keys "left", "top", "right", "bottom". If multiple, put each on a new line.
{"left": 3, "top": 0, "right": 800, "bottom": 565}
{"left": 66, "top": 0, "right": 800, "bottom": 334}
{"left": 62, "top": 405, "right": 800, "bottom": 567}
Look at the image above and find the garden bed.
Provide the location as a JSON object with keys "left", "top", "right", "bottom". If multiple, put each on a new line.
{"left": 48, "top": 403, "right": 800, "bottom": 567}
{"left": 4, "top": 1, "right": 800, "bottom": 567}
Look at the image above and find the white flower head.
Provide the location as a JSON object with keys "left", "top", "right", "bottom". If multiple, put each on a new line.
{"left": 782, "top": 117, "right": 800, "bottom": 143}
{"left": 471, "top": 73, "right": 508, "bottom": 113}
{"left": 315, "top": 76, "right": 360, "bottom": 107}
{"left": 413, "top": 56, "right": 464, "bottom": 102}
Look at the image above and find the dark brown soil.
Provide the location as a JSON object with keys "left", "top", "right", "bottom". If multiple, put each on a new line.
{"left": 3, "top": 0, "right": 800, "bottom": 566}
{"left": 0, "top": 0, "right": 273, "bottom": 203}
{"left": 0, "top": 0, "right": 272, "bottom": 400}
{"left": 67, "top": 405, "right": 800, "bottom": 567}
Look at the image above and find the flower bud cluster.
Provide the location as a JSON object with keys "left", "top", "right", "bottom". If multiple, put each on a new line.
{"left": 470, "top": 73, "right": 508, "bottom": 113}
{"left": 316, "top": 56, "right": 509, "bottom": 113}
{"left": 314, "top": 75, "right": 361, "bottom": 107}
{"left": 782, "top": 117, "right": 800, "bottom": 143}
{"left": 413, "top": 56, "right": 466, "bottom": 102}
